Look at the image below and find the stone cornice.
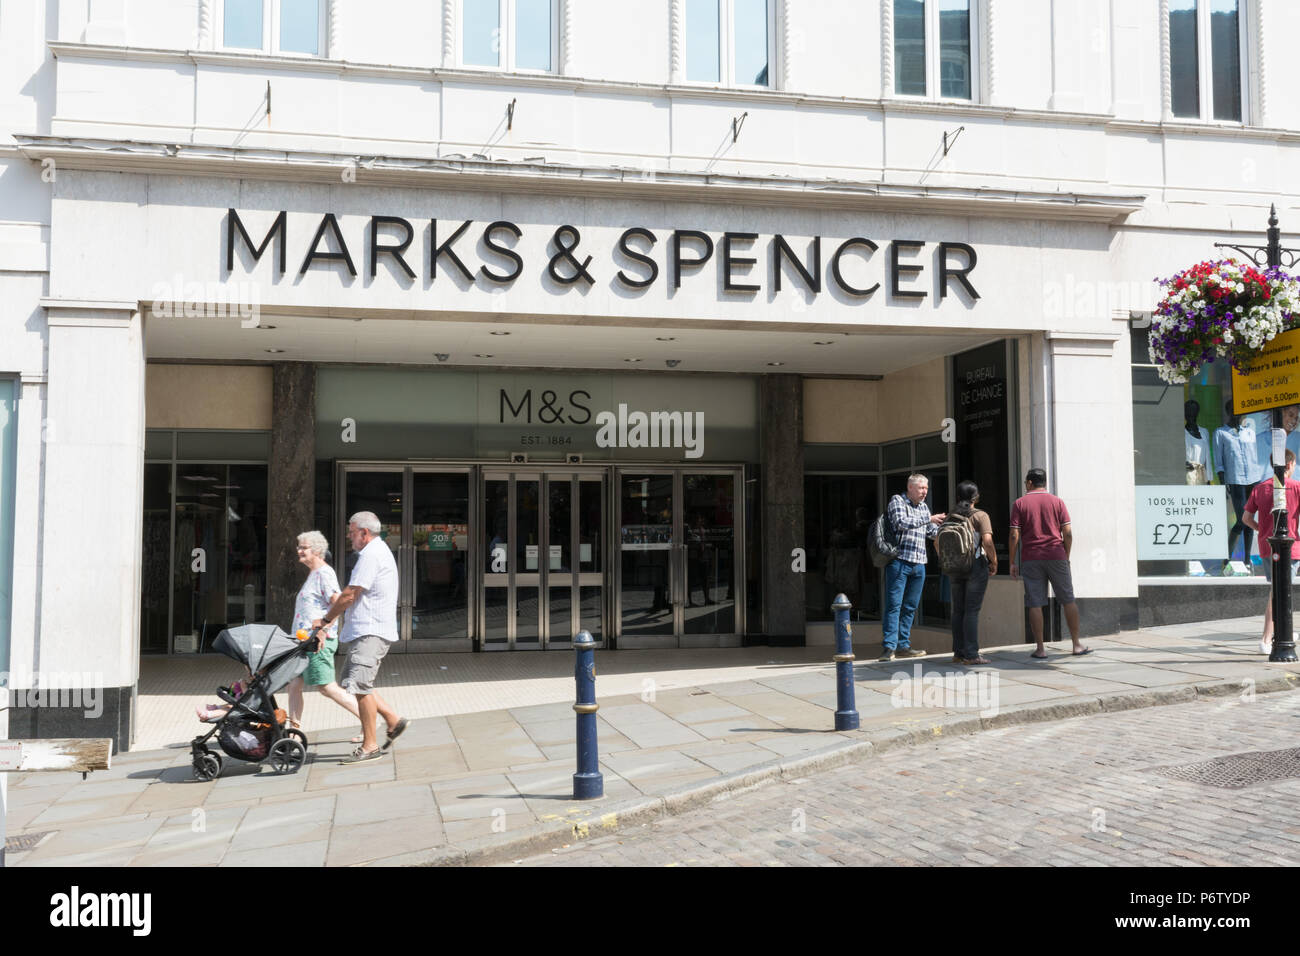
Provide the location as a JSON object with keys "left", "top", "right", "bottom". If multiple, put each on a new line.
{"left": 15, "top": 135, "right": 1146, "bottom": 223}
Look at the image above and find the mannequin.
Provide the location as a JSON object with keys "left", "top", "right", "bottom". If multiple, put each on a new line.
{"left": 1285, "top": 405, "right": 1300, "bottom": 462}
{"left": 1184, "top": 399, "right": 1212, "bottom": 485}
{"left": 1214, "top": 401, "right": 1256, "bottom": 565}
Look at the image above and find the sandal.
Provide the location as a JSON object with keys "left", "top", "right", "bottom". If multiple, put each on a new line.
{"left": 965, "top": 656, "right": 991, "bottom": 665}
{"left": 1030, "top": 650, "right": 1048, "bottom": 659}
{"left": 341, "top": 746, "right": 386, "bottom": 764}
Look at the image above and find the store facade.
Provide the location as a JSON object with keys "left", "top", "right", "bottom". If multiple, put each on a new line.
{"left": 15, "top": 159, "right": 1140, "bottom": 741}
{"left": 10, "top": 0, "right": 1293, "bottom": 750}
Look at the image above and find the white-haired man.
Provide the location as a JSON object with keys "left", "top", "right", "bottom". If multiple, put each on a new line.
{"left": 879, "top": 474, "right": 945, "bottom": 662}
{"left": 320, "top": 511, "right": 409, "bottom": 763}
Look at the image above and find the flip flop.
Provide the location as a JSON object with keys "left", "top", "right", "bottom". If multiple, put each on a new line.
{"left": 1072, "top": 648, "right": 1093, "bottom": 656}
{"left": 382, "top": 717, "right": 409, "bottom": 751}
{"left": 1030, "top": 651, "right": 1048, "bottom": 659}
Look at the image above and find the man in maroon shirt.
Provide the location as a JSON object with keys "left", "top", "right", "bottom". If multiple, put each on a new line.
{"left": 1009, "top": 468, "right": 1088, "bottom": 659}
{"left": 1243, "top": 449, "right": 1300, "bottom": 655}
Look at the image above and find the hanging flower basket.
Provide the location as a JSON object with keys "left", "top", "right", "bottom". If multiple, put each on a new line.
{"left": 1148, "top": 258, "right": 1300, "bottom": 384}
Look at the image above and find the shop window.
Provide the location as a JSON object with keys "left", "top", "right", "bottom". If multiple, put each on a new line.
{"left": 462, "top": 0, "right": 557, "bottom": 72}
{"left": 805, "top": 475, "right": 879, "bottom": 622}
{"left": 1131, "top": 325, "right": 1274, "bottom": 577}
{"left": 804, "top": 438, "right": 952, "bottom": 627}
{"left": 893, "top": 0, "right": 975, "bottom": 100}
{"left": 1169, "top": 0, "right": 1245, "bottom": 122}
{"left": 685, "top": 0, "right": 773, "bottom": 87}
{"left": 141, "top": 430, "right": 270, "bottom": 653}
{"left": 221, "top": 0, "right": 326, "bottom": 56}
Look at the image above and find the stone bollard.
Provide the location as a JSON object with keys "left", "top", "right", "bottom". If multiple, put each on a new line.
{"left": 832, "top": 594, "right": 860, "bottom": 731}
{"left": 572, "top": 629, "right": 604, "bottom": 799}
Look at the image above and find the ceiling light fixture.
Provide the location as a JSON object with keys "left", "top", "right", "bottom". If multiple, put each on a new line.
{"left": 490, "top": 331, "right": 511, "bottom": 336}
{"left": 665, "top": 359, "right": 682, "bottom": 368}
{"left": 434, "top": 353, "right": 450, "bottom": 362}
{"left": 813, "top": 341, "right": 834, "bottom": 345}
{"left": 624, "top": 358, "right": 643, "bottom": 363}
{"left": 253, "top": 324, "right": 277, "bottom": 331}
{"left": 767, "top": 361, "right": 785, "bottom": 366}
{"left": 475, "top": 354, "right": 494, "bottom": 358}
{"left": 265, "top": 348, "right": 285, "bottom": 353}
{"left": 655, "top": 336, "right": 676, "bottom": 341}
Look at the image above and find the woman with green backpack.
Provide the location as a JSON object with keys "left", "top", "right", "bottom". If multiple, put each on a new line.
{"left": 946, "top": 481, "right": 998, "bottom": 665}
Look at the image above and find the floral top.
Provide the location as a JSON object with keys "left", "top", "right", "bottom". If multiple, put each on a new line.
{"left": 292, "top": 564, "right": 341, "bottom": 640}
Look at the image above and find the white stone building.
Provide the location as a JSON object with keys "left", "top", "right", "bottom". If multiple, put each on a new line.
{"left": 0, "top": 0, "right": 1292, "bottom": 749}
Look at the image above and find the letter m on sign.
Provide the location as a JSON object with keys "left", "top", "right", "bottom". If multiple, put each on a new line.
{"left": 228, "top": 209, "right": 288, "bottom": 275}
{"left": 500, "top": 389, "right": 532, "bottom": 424}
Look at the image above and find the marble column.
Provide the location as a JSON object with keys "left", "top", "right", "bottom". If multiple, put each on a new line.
{"left": 266, "top": 362, "right": 316, "bottom": 630}
{"left": 761, "top": 374, "right": 805, "bottom": 643}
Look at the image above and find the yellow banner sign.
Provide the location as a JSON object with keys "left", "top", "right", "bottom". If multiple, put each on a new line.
{"left": 1232, "top": 327, "right": 1300, "bottom": 414}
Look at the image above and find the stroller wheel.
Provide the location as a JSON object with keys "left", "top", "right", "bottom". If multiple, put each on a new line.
{"left": 193, "top": 752, "right": 222, "bottom": 782}
{"left": 287, "top": 728, "right": 308, "bottom": 749}
{"left": 268, "top": 737, "right": 306, "bottom": 775}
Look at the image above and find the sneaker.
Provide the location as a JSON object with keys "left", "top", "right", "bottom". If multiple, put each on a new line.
{"left": 1261, "top": 636, "right": 1274, "bottom": 655}
{"left": 896, "top": 648, "right": 927, "bottom": 659}
{"left": 878, "top": 650, "right": 895, "bottom": 662}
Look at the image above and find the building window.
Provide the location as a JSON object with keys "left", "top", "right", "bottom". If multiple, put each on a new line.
{"left": 221, "top": 0, "right": 326, "bottom": 56}
{"left": 685, "top": 0, "right": 773, "bottom": 87}
{"left": 893, "top": 0, "right": 974, "bottom": 100}
{"left": 1169, "top": 0, "right": 1244, "bottom": 122}
{"left": 462, "top": 0, "right": 557, "bottom": 72}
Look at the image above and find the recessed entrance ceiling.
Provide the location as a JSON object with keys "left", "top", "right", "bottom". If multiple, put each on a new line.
{"left": 145, "top": 312, "right": 1007, "bottom": 376}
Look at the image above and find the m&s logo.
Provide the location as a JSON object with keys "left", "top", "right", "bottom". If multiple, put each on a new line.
{"left": 498, "top": 388, "right": 592, "bottom": 425}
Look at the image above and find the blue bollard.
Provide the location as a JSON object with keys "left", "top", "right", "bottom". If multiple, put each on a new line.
{"left": 573, "top": 629, "right": 604, "bottom": 800}
{"left": 832, "top": 594, "right": 860, "bottom": 731}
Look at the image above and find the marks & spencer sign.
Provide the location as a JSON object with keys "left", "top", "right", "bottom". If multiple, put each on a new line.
{"left": 225, "top": 209, "right": 981, "bottom": 302}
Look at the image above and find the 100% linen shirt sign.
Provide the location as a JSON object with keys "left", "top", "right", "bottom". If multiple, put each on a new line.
{"left": 1136, "top": 486, "right": 1229, "bottom": 560}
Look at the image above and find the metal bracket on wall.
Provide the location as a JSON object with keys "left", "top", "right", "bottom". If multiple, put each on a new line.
{"left": 266, "top": 81, "right": 272, "bottom": 120}
{"left": 732, "top": 111, "right": 748, "bottom": 143}
{"left": 507, "top": 98, "right": 517, "bottom": 130}
{"left": 943, "top": 125, "right": 964, "bottom": 156}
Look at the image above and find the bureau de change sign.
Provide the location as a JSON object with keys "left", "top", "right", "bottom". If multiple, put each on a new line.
{"left": 1136, "top": 486, "right": 1228, "bottom": 560}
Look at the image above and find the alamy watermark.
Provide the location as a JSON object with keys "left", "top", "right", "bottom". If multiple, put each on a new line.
{"left": 150, "top": 274, "right": 262, "bottom": 327}
{"left": 2, "top": 672, "right": 104, "bottom": 719}
{"left": 594, "top": 404, "right": 704, "bottom": 459}
{"left": 889, "top": 664, "right": 1000, "bottom": 717}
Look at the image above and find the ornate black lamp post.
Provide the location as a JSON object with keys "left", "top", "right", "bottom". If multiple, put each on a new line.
{"left": 1216, "top": 206, "right": 1300, "bottom": 662}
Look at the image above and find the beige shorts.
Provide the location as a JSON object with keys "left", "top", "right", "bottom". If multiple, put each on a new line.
{"left": 340, "top": 634, "right": 392, "bottom": 696}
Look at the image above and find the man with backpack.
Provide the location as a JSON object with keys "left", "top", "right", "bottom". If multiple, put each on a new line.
{"left": 879, "top": 474, "right": 946, "bottom": 662}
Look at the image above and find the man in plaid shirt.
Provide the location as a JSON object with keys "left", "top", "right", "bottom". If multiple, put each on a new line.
{"left": 880, "top": 474, "right": 946, "bottom": 662}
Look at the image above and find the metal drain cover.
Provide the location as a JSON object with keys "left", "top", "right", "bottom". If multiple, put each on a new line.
{"left": 1154, "top": 748, "right": 1300, "bottom": 789}
{"left": 5, "top": 830, "right": 53, "bottom": 852}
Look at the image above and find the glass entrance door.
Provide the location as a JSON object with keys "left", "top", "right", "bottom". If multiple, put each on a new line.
{"left": 481, "top": 470, "right": 607, "bottom": 650}
{"left": 617, "top": 469, "right": 743, "bottom": 648}
{"left": 338, "top": 465, "right": 473, "bottom": 651}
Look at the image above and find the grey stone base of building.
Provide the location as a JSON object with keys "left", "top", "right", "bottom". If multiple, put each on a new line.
{"left": 5, "top": 685, "right": 133, "bottom": 754}
{"left": 1138, "top": 582, "right": 1271, "bottom": 627}
{"left": 745, "top": 633, "right": 805, "bottom": 647}
{"left": 1073, "top": 597, "right": 1141, "bottom": 637}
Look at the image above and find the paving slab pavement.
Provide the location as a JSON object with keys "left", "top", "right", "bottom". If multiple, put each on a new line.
{"left": 6, "top": 616, "right": 1300, "bottom": 866}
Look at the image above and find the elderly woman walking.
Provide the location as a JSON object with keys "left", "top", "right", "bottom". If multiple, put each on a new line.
{"left": 287, "top": 530, "right": 361, "bottom": 732}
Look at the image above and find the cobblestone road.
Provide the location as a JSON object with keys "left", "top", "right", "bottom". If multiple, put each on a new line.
{"left": 513, "top": 693, "right": 1300, "bottom": 866}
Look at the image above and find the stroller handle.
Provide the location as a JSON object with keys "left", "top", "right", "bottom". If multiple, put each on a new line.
{"left": 296, "top": 625, "right": 324, "bottom": 654}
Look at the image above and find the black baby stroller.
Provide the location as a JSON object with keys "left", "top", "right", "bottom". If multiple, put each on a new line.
{"left": 190, "top": 623, "right": 319, "bottom": 781}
